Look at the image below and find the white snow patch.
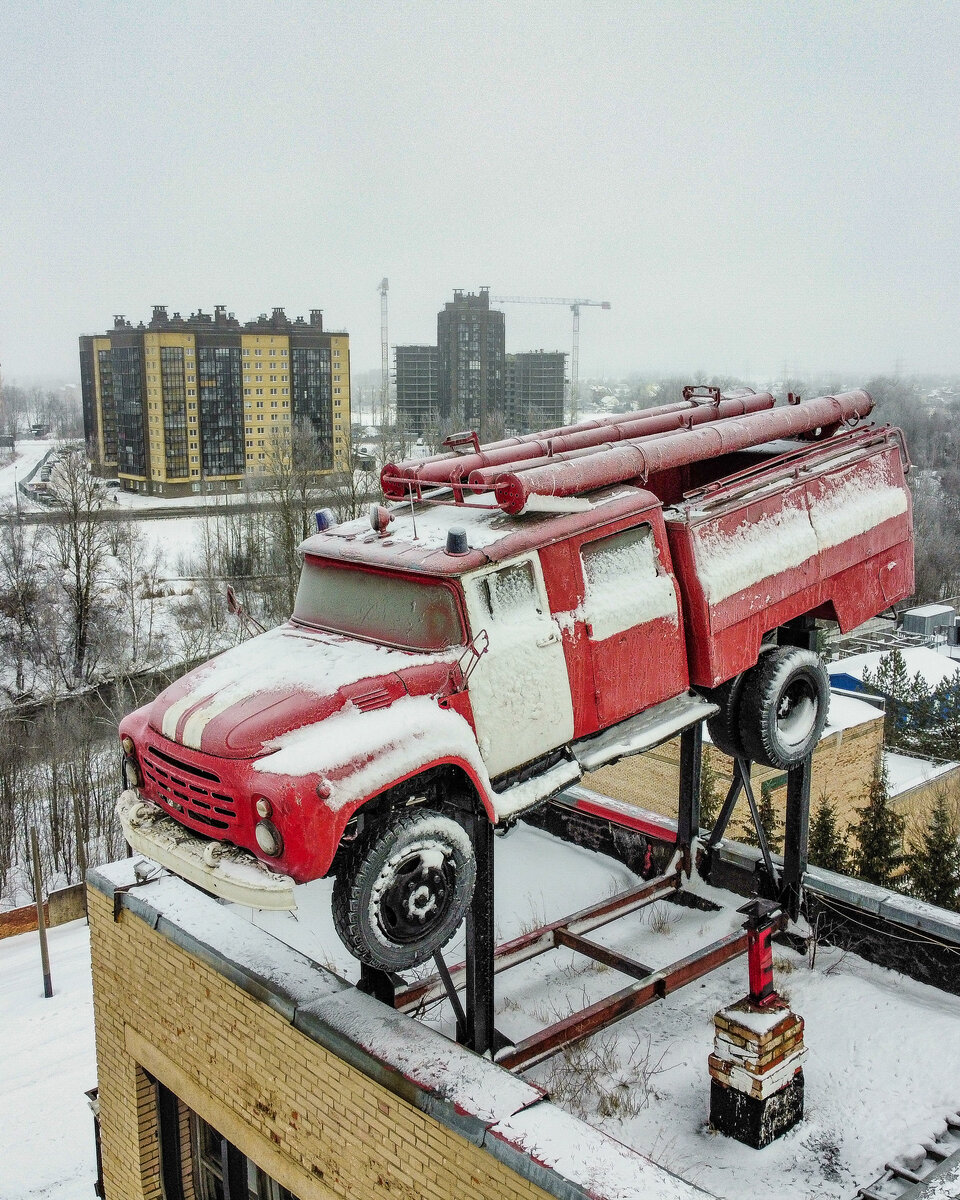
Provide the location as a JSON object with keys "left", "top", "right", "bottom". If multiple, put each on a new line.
{"left": 492, "top": 758, "right": 582, "bottom": 821}
{"left": 823, "top": 691, "right": 884, "bottom": 734}
{"left": 694, "top": 503, "right": 818, "bottom": 604}
{"left": 809, "top": 461, "right": 908, "bottom": 550}
{"left": 159, "top": 624, "right": 447, "bottom": 748}
{"left": 830, "top": 646, "right": 960, "bottom": 692}
{"left": 693, "top": 463, "right": 909, "bottom": 604}
{"left": 581, "top": 527, "right": 678, "bottom": 639}
{"left": 492, "top": 1103, "right": 706, "bottom": 1200}
{"left": 332, "top": 502, "right": 512, "bottom": 552}
{"left": 885, "top": 751, "right": 959, "bottom": 798}
{"left": 253, "top": 694, "right": 494, "bottom": 812}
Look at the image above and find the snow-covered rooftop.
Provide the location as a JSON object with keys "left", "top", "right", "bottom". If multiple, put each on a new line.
{"left": 830, "top": 646, "right": 960, "bottom": 691}
{"left": 885, "top": 751, "right": 959, "bottom": 799}
{"left": 823, "top": 690, "right": 883, "bottom": 734}
{"left": 905, "top": 604, "right": 956, "bottom": 619}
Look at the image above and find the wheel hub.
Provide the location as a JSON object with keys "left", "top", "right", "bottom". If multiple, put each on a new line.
{"left": 377, "top": 849, "right": 453, "bottom": 945}
{"left": 777, "top": 680, "right": 817, "bottom": 746}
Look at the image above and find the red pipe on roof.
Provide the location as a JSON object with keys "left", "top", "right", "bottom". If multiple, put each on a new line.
{"left": 465, "top": 393, "right": 775, "bottom": 491}
{"left": 382, "top": 394, "right": 772, "bottom": 498}
{"left": 491, "top": 391, "right": 874, "bottom": 514}
{"left": 381, "top": 400, "right": 699, "bottom": 498}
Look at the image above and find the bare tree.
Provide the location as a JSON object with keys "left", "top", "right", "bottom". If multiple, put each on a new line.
{"left": 0, "top": 508, "right": 44, "bottom": 697}
{"left": 111, "top": 520, "right": 164, "bottom": 665}
{"left": 46, "top": 446, "right": 112, "bottom": 678}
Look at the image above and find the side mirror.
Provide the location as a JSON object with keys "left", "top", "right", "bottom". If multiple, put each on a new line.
{"left": 454, "top": 629, "right": 489, "bottom": 689}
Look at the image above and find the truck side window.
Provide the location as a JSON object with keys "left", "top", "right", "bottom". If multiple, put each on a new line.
{"left": 580, "top": 524, "right": 677, "bottom": 640}
{"left": 479, "top": 560, "right": 541, "bottom": 622}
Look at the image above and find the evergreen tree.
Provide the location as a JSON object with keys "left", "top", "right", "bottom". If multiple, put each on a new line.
{"left": 737, "top": 783, "right": 782, "bottom": 854}
{"left": 699, "top": 751, "right": 721, "bottom": 830}
{"left": 906, "top": 794, "right": 960, "bottom": 911}
{"left": 808, "top": 793, "right": 849, "bottom": 874}
{"left": 852, "top": 753, "right": 905, "bottom": 887}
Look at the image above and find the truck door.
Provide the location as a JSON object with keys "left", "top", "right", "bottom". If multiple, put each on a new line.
{"left": 579, "top": 522, "right": 688, "bottom": 728}
{"left": 463, "top": 554, "right": 575, "bottom": 779}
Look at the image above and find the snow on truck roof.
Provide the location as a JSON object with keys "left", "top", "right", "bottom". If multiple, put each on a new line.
{"left": 298, "top": 486, "right": 659, "bottom": 575}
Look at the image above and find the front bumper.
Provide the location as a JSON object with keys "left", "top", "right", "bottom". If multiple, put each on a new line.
{"left": 116, "top": 790, "right": 296, "bottom": 911}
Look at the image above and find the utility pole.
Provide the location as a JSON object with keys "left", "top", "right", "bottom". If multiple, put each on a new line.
{"left": 378, "top": 278, "right": 389, "bottom": 428}
{"left": 30, "top": 827, "right": 53, "bottom": 998}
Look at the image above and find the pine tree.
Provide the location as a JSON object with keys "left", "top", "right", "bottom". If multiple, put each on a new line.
{"left": 699, "top": 750, "right": 721, "bottom": 830}
{"left": 808, "top": 793, "right": 849, "bottom": 874}
{"left": 852, "top": 753, "right": 905, "bottom": 887}
{"left": 737, "top": 783, "right": 782, "bottom": 853}
{"left": 906, "top": 794, "right": 960, "bottom": 911}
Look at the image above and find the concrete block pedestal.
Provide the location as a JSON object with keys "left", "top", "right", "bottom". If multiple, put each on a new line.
{"left": 709, "top": 997, "right": 805, "bottom": 1149}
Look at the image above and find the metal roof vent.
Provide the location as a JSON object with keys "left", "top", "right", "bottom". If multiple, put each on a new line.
{"left": 446, "top": 527, "right": 469, "bottom": 555}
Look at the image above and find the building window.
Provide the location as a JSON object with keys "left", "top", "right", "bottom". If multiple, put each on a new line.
{"left": 190, "top": 1108, "right": 297, "bottom": 1200}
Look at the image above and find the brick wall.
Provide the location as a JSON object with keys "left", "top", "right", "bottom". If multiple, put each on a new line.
{"left": 88, "top": 866, "right": 707, "bottom": 1200}
{"left": 585, "top": 718, "right": 886, "bottom": 835}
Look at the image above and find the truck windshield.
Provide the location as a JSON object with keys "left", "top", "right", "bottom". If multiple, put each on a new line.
{"left": 292, "top": 559, "right": 464, "bottom": 652}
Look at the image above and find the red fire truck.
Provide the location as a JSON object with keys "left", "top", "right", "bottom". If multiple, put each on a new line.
{"left": 118, "top": 389, "right": 913, "bottom": 969}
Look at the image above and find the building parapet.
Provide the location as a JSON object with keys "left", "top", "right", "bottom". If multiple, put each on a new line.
{"left": 87, "top": 859, "right": 709, "bottom": 1200}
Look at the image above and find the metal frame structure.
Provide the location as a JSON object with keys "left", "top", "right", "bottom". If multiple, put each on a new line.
{"left": 357, "top": 715, "right": 810, "bottom": 1068}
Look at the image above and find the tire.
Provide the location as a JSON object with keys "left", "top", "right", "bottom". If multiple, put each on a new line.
{"left": 705, "top": 674, "right": 747, "bottom": 759}
{"left": 332, "top": 808, "right": 477, "bottom": 971}
{"left": 738, "top": 646, "right": 829, "bottom": 769}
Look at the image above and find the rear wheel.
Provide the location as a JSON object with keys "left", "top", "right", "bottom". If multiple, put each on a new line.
{"left": 332, "top": 808, "right": 476, "bottom": 971}
{"left": 705, "top": 674, "right": 747, "bottom": 759}
{"left": 738, "top": 646, "right": 829, "bottom": 769}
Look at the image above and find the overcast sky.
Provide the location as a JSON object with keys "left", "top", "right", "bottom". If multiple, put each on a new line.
{"left": 1, "top": 1, "right": 958, "bottom": 386}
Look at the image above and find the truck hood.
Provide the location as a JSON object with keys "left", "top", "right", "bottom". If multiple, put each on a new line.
{"left": 148, "top": 623, "right": 451, "bottom": 759}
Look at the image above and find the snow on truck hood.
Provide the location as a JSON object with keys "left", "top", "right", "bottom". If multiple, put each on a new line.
{"left": 148, "top": 624, "right": 449, "bottom": 759}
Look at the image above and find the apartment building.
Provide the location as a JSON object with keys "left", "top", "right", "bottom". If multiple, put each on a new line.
{"left": 79, "top": 306, "right": 350, "bottom": 496}
{"left": 505, "top": 351, "right": 567, "bottom": 433}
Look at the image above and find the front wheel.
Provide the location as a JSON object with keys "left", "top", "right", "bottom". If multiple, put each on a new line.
{"left": 332, "top": 808, "right": 477, "bottom": 971}
{"left": 738, "top": 646, "right": 829, "bottom": 769}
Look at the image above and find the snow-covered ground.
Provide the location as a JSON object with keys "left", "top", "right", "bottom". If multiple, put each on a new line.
{"left": 0, "top": 919, "right": 96, "bottom": 1200}
{"left": 4, "top": 826, "right": 960, "bottom": 1199}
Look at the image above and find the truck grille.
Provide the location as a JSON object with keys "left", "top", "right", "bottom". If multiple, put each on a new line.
{"left": 143, "top": 744, "right": 238, "bottom": 832}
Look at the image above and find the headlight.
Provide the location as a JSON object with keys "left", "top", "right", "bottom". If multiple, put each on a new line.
{"left": 255, "top": 820, "right": 283, "bottom": 858}
{"left": 123, "top": 757, "right": 142, "bottom": 788}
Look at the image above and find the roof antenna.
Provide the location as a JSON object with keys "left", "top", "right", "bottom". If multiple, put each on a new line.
{"left": 409, "top": 487, "right": 418, "bottom": 540}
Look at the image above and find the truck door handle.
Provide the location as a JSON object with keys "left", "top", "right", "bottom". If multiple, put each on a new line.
{"left": 537, "top": 632, "right": 559, "bottom": 648}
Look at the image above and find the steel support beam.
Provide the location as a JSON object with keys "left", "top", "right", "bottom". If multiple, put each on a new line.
{"left": 677, "top": 723, "right": 702, "bottom": 874}
{"left": 497, "top": 927, "right": 756, "bottom": 1072}
{"left": 465, "top": 809, "right": 496, "bottom": 1055}
{"left": 394, "top": 869, "right": 680, "bottom": 1013}
{"left": 782, "top": 755, "right": 812, "bottom": 922}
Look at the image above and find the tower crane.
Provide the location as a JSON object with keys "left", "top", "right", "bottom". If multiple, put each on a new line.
{"left": 378, "top": 278, "right": 389, "bottom": 426}
{"left": 492, "top": 296, "right": 611, "bottom": 422}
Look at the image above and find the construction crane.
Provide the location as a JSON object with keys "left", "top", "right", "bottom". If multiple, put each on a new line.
{"left": 492, "top": 296, "right": 611, "bottom": 422}
{"left": 378, "top": 278, "right": 389, "bottom": 426}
